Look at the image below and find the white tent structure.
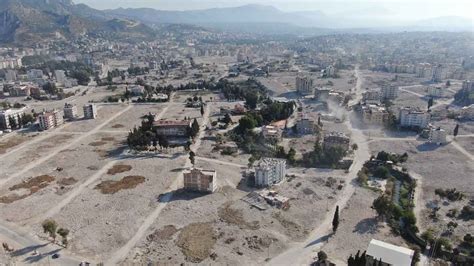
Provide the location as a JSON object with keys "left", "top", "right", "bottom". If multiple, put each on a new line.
{"left": 367, "top": 239, "right": 414, "bottom": 266}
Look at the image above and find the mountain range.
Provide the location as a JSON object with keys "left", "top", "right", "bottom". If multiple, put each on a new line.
{"left": 0, "top": 1, "right": 472, "bottom": 43}
{"left": 0, "top": 0, "right": 154, "bottom": 43}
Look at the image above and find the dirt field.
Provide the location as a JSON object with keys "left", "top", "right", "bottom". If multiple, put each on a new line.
{"left": 321, "top": 187, "right": 406, "bottom": 263}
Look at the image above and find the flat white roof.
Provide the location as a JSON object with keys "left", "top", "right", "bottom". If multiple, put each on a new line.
{"left": 367, "top": 239, "right": 414, "bottom": 266}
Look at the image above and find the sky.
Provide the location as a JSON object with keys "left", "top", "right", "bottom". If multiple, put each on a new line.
{"left": 75, "top": 0, "right": 474, "bottom": 20}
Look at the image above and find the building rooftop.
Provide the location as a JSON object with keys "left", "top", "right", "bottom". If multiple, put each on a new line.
{"left": 366, "top": 239, "right": 414, "bottom": 266}
{"left": 153, "top": 120, "right": 190, "bottom": 127}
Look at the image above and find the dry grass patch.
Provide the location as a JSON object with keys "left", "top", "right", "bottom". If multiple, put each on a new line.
{"left": 10, "top": 175, "right": 55, "bottom": 191}
{"left": 95, "top": 175, "right": 145, "bottom": 194}
{"left": 57, "top": 177, "right": 78, "bottom": 186}
{"left": 89, "top": 141, "right": 107, "bottom": 147}
{"left": 218, "top": 202, "right": 260, "bottom": 230}
{"left": 0, "top": 193, "right": 29, "bottom": 204}
{"left": 147, "top": 225, "right": 178, "bottom": 242}
{"left": 101, "top": 136, "right": 115, "bottom": 142}
{"left": 176, "top": 222, "right": 216, "bottom": 263}
{"left": 107, "top": 164, "right": 132, "bottom": 175}
{"left": 0, "top": 175, "right": 55, "bottom": 204}
{"left": 0, "top": 136, "right": 28, "bottom": 154}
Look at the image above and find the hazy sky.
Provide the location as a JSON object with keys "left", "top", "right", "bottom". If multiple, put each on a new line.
{"left": 75, "top": 0, "right": 473, "bottom": 20}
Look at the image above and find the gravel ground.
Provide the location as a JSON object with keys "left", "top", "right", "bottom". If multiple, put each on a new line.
{"left": 0, "top": 132, "right": 127, "bottom": 223}
{"left": 322, "top": 187, "right": 406, "bottom": 262}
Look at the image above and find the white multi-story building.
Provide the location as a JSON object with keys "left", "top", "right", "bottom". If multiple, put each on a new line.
{"left": 83, "top": 104, "right": 98, "bottom": 119}
{"left": 296, "top": 76, "right": 314, "bottom": 95}
{"left": 427, "top": 86, "right": 443, "bottom": 97}
{"left": 5, "top": 70, "right": 17, "bottom": 82}
{"left": 254, "top": 158, "right": 286, "bottom": 187}
{"left": 63, "top": 103, "right": 78, "bottom": 120}
{"left": 55, "top": 70, "right": 67, "bottom": 85}
{"left": 38, "top": 110, "right": 63, "bottom": 130}
{"left": 399, "top": 107, "right": 430, "bottom": 128}
{"left": 325, "top": 65, "right": 336, "bottom": 78}
{"left": 27, "top": 69, "right": 43, "bottom": 80}
{"left": 0, "top": 108, "right": 25, "bottom": 129}
{"left": 129, "top": 85, "right": 145, "bottom": 96}
{"left": 428, "top": 127, "right": 447, "bottom": 145}
{"left": 381, "top": 85, "right": 398, "bottom": 100}
{"left": 431, "top": 64, "right": 444, "bottom": 82}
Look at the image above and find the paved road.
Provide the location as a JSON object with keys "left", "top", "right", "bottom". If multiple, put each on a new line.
{"left": 0, "top": 221, "right": 85, "bottom": 265}
{"left": 269, "top": 66, "right": 371, "bottom": 265}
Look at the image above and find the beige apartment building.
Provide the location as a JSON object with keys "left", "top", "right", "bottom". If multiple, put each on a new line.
{"left": 38, "top": 110, "right": 63, "bottom": 130}
{"left": 183, "top": 168, "right": 217, "bottom": 193}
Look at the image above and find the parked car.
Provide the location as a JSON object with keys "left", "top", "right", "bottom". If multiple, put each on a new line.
{"left": 52, "top": 253, "right": 60, "bottom": 259}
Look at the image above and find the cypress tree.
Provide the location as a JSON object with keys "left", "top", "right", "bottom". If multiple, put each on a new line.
{"left": 332, "top": 205, "right": 340, "bottom": 233}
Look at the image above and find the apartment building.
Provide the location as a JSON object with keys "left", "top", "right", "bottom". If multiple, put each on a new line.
{"left": 296, "top": 76, "right": 314, "bottom": 95}
{"left": 428, "top": 127, "right": 447, "bottom": 145}
{"left": 323, "top": 131, "right": 350, "bottom": 152}
{"left": 381, "top": 85, "right": 398, "bottom": 100}
{"left": 38, "top": 110, "right": 63, "bottom": 130}
{"left": 153, "top": 120, "right": 191, "bottom": 137}
{"left": 399, "top": 107, "right": 430, "bottom": 128}
{"left": 183, "top": 168, "right": 217, "bottom": 193}
{"left": 427, "top": 86, "right": 443, "bottom": 97}
{"left": 27, "top": 69, "right": 43, "bottom": 80}
{"left": 0, "top": 108, "right": 25, "bottom": 129}
{"left": 63, "top": 103, "right": 78, "bottom": 120}
{"left": 254, "top": 158, "right": 286, "bottom": 187}
{"left": 362, "top": 89, "right": 382, "bottom": 104}
{"left": 83, "top": 104, "right": 98, "bottom": 119}
{"left": 431, "top": 64, "right": 444, "bottom": 82}
{"left": 262, "top": 125, "right": 282, "bottom": 142}
{"left": 55, "top": 70, "right": 67, "bottom": 85}
{"left": 361, "top": 104, "right": 390, "bottom": 125}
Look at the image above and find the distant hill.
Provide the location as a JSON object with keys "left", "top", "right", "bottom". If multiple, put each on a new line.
{"left": 0, "top": 0, "right": 155, "bottom": 43}
{"left": 105, "top": 4, "right": 473, "bottom": 33}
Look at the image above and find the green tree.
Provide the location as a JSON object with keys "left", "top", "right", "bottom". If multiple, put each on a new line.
{"left": 317, "top": 251, "right": 328, "bottom": 261}
{"left": 223, "top": 113, "right": 232, "bottom": 125}
{"left": 42, "top": 219, "right": 58, "bottom": 241}
{"left": 237, "top": 115, "right": 257, "bottom": 133}
{"left": 352, "top": 143, "right": 358, "bottom": 151}
{"left": 43, "top": 82, "right": 59, "bottom": 95}
{"left": 57, "top": 228, "right": 69, "bottom": 247}
{"left": 245, "top": 91, "right": 259, "bottom": 109}
{"left": 372, "top": 196, "right": 392, "bottom": 220}
{"left": 428, "top": 97, "right": 434, "bottom": 110}
{"left": 287, "top": 148, "right": 296, "bottom": 165}
{"left": 332, "top": 205, "right": 339, "bottom": 233}
{"left": 189, "top": 118, "right": 200, "bottom": 139}
{"left": 8, "top": 116, "right": 17, "bottom": 129}
{"left": 189, "top": 151, "right": 195, "bottom": 166}
{"left": 374, "top": 166, "right": 390, "bottom": 179}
